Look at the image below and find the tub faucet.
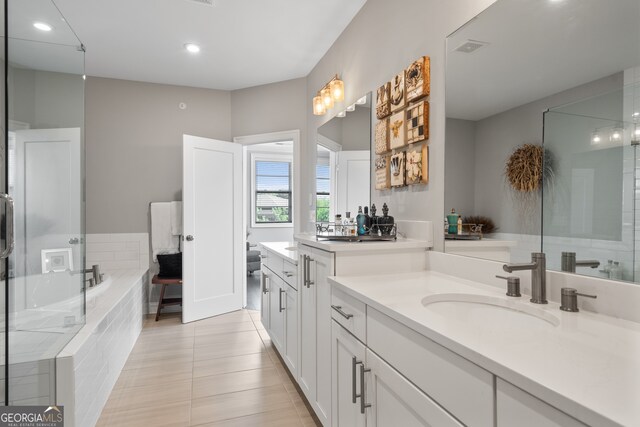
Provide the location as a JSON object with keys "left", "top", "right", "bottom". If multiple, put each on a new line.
{"left": 503, "top": 252, "right": 547, "bottom": 304}
{"left": 560, "top": 252, "right": 600, "bottom": 273}
{"left": 72, "top": 264, "right": 104, "bottom": 286}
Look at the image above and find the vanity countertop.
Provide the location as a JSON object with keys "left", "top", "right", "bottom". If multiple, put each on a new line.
{"left": 328, "top": 270, "right": 640, "bottom": 427}
{"left": 444, "top": 238, "right": 517, "bottom": 248}
{"left": 259, "top": 241, "right": 298, "bottom": 264}
{"left": 294, "top": 233, "right": 431, "bottom": 253}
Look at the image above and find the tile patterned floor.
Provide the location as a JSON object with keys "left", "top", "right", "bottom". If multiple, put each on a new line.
{"left": 97, "top": 310, "right": 321, "bottom": 426}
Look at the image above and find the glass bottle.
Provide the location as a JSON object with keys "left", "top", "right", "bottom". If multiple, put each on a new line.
{"left": 380, "top": 203, "right": 395, "bottom": 235}
{"left": 363, "top": 206, "right": 372, "bottom": 232}
{"left": 356, "top": 206, "right": 366, "bottom": 236}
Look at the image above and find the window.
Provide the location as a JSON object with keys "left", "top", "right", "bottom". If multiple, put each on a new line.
{"left": 316, "top": 164, "right": 330, "bottom": 222}
{"left": 253, "top": 156, "right": 292, "bottom": 225}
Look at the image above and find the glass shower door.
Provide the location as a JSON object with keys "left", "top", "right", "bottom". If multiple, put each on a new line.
{"left": 4, "top": 0, "right": 86, "bottom": 405}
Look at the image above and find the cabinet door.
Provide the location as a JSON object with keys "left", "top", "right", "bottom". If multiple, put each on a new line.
{"left": 496, "top": 379, "right": 586, "bottom": 427}
{"left": 332, "top": 320, "right": 366, "bottom": 427}
{"left": 365, "top": 349, "right": 463, "bottom": 427}
{"left": 298, "top": 249, "right": 316, "bottom": 401}
{"left": 314, "top": 248, "right": 334, "bottom": 425}
{"left": 268, "top": 274, "right": 285, "bottom": 352}
{"left": 260, "top": 270, "right": 270, "bottom": 329}
{"left": 283, "top": 284, "right": 298, "bottom": 376}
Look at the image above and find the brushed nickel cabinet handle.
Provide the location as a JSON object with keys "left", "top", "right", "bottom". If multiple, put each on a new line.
{"left": 331, "top": 305, "right": 353, "bottom": 319}
{"left": 262, "top": 273, "right": 268, "bottom": 294}
{"left": 352, "top": 356, "right": 363, "bottom": 404}
{"left": 283, "top": 271, "right": 294, "bottom": 277}
{"left": 279, "top": 288, "right": 285, "bottom": 312}
{"left": 360, "top": 364, "right": 371, "bottom": 414}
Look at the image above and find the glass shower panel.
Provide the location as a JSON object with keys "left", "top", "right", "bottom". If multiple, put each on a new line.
{"left": 543, "top": 88, "right": 636, "bottom": 281}
{"left": 5, "top": 0, "right": 85, "bottom": 405}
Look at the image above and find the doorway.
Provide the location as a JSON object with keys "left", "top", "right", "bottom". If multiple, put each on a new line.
{"left": 234, "top": 131, "right": 301, "bottom": 310}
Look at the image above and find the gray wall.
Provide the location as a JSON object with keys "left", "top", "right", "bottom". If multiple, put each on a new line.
{"left": 85, "top": 77, "right": 231, "bottom": 233}
{"left": 306, "top": 0, "right": 498, "bottom": 250}
{"left": 444, "top": 119, "right": 476, "bottom": 217}
{"left": 340, "top": 106, "right": 370, "bottom": 151}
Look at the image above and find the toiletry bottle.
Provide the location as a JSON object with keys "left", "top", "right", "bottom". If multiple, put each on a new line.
{"left": 364, "top": 206, "right": 371, "bottom": 231}
{"left": 356, "top": 206, "right": 366, "bottom": 236}
{"left": 343, "top": 212, "right": 351, "bottom": 236}
{"left": 457, "top": 214, "right": 463, "bottom": 235}
{"left": 370, "top": 204, "right": 378, "bottom": 233}
{"left": 447, "top": 209, "right": 459, "bottom": 234}
{"left": 380, "top": 203, "right": 395, "bottom": 235}
{"left": 335, "top": 214, "right": 342, "bottom": 235}
{"left": 610, "top": 261, "right": 622, "bottom": 280}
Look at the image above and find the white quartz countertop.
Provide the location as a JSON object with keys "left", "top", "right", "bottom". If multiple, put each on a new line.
{"left": 294, "top": 233, "right": 430, "bottom": 253}
{"left": 259, "top": 241, "right": 298, "bottom": 264}
{"left": 328, "top": 270, "right": 640, "bottom": 427}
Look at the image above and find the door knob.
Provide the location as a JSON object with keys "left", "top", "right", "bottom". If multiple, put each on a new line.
{"left": 185, "top": 235, "right": 194, "bottom": 241}
{"left": 69, "top": 237, "right": 80, "bottom": 244}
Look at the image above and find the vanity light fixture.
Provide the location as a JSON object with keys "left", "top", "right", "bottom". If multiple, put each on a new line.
{"left": 184, "top": 43, "right": 201, "bottom": 54}
{"left": 591, "top": 131, "right": 601, "bottom": 145}
{"left": 632, "top": 124, "right": 640, "bottom": 145}
{"left": 313, "top": 94, "right": 326, "bottom": 115}
{"left": 33, "top": 22, "right": 52, "bottom": 32}
{"left": 610, "top": 127, "right": 623, "bottom": 142}
{"left": 312, "top": 75, "right": 345, "bottom": 115}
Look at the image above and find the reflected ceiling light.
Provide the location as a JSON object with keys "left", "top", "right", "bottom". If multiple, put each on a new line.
{"left": 633, "top": 112, "right": 640, "bottom": 118}
{"left": 337, "top": 111, "right": 346, "bottom": 118}
{"left": 355, "top": 96, "right": 367, "bottom": 105}
{"left": 312, "top": 74, "right": 345, "bottom": 115}
{"left": 610, "top": 127, "right": 623, "bottom": 142}
{"left": 346, "top": 104, "right": 356, "bottom": 112}
{"left": 184, "top": 43, "right": 200, "bottom": 53}
{"left": 33, "top": 22, "right": 52, "bottom": 32}
{"left": 591, "top": 131, "right": 601, "bottom": 145}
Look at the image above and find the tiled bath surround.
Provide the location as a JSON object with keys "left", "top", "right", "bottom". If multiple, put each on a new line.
{"left": 57, "top": 233, "right": 150, "bottom": 427}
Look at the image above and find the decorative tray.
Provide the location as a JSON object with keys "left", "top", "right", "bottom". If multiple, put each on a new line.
{"left": 445, "top": 233, "right": 482, "bottom": 240}
{"left": 316, "top": 222, "right": 397, "bottom": 242}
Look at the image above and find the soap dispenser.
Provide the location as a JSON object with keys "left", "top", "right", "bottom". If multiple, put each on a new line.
{"left": 447, "top": 209, "right": 459, "bottom": 234}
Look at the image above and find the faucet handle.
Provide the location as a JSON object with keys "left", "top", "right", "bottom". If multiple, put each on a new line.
{"left": 560, "top": 288, "right": 597, "bottom": 312}
{"left": 495, "top": 275, "right": 521, "bottom": 297}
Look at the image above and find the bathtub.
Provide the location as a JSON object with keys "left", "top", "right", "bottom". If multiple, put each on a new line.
{"left": 55, "top": 268, "right": 149, "bottom": 427}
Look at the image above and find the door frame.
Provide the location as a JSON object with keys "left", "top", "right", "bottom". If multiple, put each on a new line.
{"left": 233, "top": 130, "right": 301, "bottom": 308}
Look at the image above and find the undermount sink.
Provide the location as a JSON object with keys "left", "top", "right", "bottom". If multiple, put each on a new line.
{"left": 421, "top": 293, "right": 560, "bottom": 328}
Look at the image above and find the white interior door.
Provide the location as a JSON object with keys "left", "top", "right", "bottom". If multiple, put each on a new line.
{"left": 336, "top": 150, "right": 370, "bottom": 215}
{"left": 183, "top": 135, "right": 244, "bottom": 323}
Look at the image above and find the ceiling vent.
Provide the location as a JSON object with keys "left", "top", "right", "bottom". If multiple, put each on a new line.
{"left": 454, "top": 40, "right": 489, "bottom": 54}
{"left": 186, "top": 0, "right": 215, "bottom": 6}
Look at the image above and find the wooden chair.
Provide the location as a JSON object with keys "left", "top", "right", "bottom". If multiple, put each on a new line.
{"left": 151, "top": 275, "right": 183, "bottom": 321}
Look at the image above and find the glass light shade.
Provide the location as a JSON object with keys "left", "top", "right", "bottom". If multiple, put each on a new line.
{"left": 591, "top": 131, "right": 601, "bottom": 145}
{"left": 610, "top": 128, "right": 623, "bottom": 142}
{"left": 313, "top": 95, "right": 326, "bottom": 115}
{"left": 330, "top": 78, "right": 345, "bottom": 102}
{"left": 632, "top": 124, "right": 640, "bottom": 143}
{"left": 322, "top": 88, "right": 334, "bottom": 109}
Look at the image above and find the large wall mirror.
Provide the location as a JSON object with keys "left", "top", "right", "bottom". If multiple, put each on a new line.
{"left": 444, "top": 0, "right": 640, "bottom": 284}
{"left": 316, "top": 93, "right": 371, "bottom": 223}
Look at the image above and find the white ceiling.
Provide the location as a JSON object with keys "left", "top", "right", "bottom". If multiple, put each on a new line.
{"left": 21, "top": 0, "right": 367, "bottom": 90}
{"left": 446, "top": 0, "right": 640, "bottom": 121}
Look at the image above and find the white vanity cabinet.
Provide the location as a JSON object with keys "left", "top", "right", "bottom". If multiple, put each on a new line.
{"left": 259, "top": 243, "right": 299, "bottom": 377}
{"left": 331, "top": 320, "right": 366, "bottom": 427}
{"left": 298, "top": 245, "right": 334, "bottom": 425}
{"left": 496, "top": 379, "right": 586, "bottom": 427}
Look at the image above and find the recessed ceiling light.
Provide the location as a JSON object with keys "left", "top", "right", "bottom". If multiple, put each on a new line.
{"left": 185, "top": 43, "right": 200, "bottom": 54}
{"left": 33, "top": 22, "right": 52, "bottom": 32}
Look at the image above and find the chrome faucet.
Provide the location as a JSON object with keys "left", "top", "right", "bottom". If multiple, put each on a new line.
{"left": 560, "top": 252, "right": 600, "bottom": 273}
{"left": 503, "top": 252, "right": 547, "bottom": 304}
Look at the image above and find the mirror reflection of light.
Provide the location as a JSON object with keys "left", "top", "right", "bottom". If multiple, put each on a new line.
{"left": 33, "top": 22, "right": 52, "bottom": 32}
{"left": 346, "top": 104, "right": 356, "bottom": 112}
{"left": 184, "top": 43, "right": 200, "bottom": 54}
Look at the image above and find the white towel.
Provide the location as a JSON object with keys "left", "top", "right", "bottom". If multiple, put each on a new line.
{"left": 170, "top": 201, "right": 183, "bottom": 236}
{"left": 151, "top": 202, "right": 180, "bottom": 262}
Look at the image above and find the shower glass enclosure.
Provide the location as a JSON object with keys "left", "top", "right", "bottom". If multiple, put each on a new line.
{"left": 1, "top": 0, "right": 86, "bottom": 405}
{"left": 543, "top": 81, "right": 640, "bottom": 282}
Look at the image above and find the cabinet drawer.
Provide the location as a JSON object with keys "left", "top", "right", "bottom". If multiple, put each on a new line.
{"left": 496, "top": 379, "right": 586, "bottom": 427}
{"left": 262, "top": 249, "right": 284, "bottom": 276}
{"left": 367, "top": 307, "right": 494, "bottom": 427}
{"left": 282, "top": 259, "right": 297, "bottom": 289}
{"left": 331, "top": 287, "right": 366, "bottom": 343}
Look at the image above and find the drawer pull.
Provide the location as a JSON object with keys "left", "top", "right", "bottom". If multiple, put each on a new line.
{"left": 261, "top": 273, "right": 269, "bottom": 294}
{"left": 331, "top": 305, "right": 353, "bottom": 319}
{"left": 279, "top": 288, "right": 285, "bottom": 312}
{"left": 283, "top": 271, "right": 294, "bottom": 278}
